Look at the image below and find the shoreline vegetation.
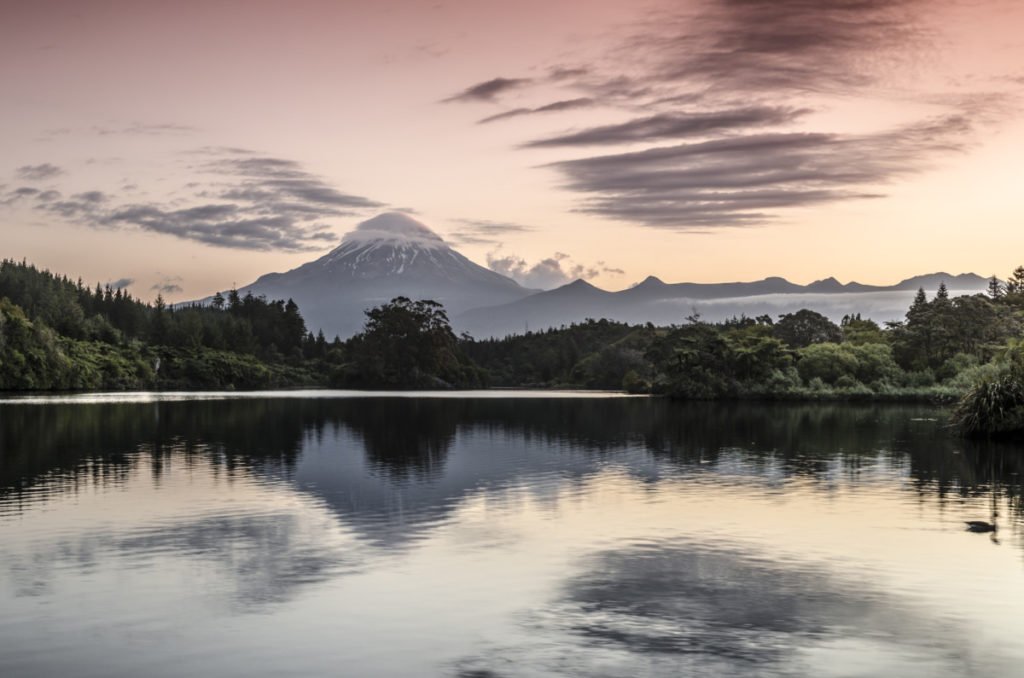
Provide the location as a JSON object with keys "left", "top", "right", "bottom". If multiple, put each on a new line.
{"left": 4, "top": 258, "right": 1024, "bottom": 435}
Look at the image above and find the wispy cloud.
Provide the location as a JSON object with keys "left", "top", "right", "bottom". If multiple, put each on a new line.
{"left": 101, "top": 204, "right": 338, "bottom": 251}
{"left": 447, "top": 218, "right": 534, "bottom": 245}
{"left": 1, "top": 186, "right": 42, "bottom": 206}
{"left": 479, "top": 98, "right": 594, "bottom": 124}
{"left": 16, "top": 163, "right": 63, "bottom": 181}
{"left": 151, "top": 274, "right": 184, "bottom": 295}
{"left": 108, "top": 277, "right": 134, "bottom": 290}
{"left": 3, "top": 150, "right": 385, "bottom": 251}
{"left": 445, "top": 0, "right": 997, "bottom": 230}
{"left": 92, "top": 122, "right": 197, "bottom": 136}
{"left": 207, "top": 155, "right": 383, "bottom": 227}
{"left": 546, "top": 115, "right": 971, "bottom": 228}
{"left": 524, "top": 107, "right": 809, "bottom": 147}
{"left": 624, "top": 0, "right": 928, "bottom": 97}
{"left": 37, "top": 123, "right": 197, "bottom": 142}
{"left": 443, "top": 77, "right": 532, "bottom": 103}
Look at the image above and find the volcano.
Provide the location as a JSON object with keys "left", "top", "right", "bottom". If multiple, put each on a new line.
{"left": 224, "top": 213, "right": 532, "bottom": 339}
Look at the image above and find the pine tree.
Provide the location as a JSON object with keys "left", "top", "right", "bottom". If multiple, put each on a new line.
{"left": 988, "top": 275, "right": 1004, "bottom": 299}
{"left": 908, "top": 288, "right": 928, "bottom": 317}
{"left": 1006, "top": 266, "right": 1024, "bottom": 295}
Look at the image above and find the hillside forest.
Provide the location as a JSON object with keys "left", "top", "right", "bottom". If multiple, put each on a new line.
{"left": 3, "top": 258, "right": 1024, "bottom": 432}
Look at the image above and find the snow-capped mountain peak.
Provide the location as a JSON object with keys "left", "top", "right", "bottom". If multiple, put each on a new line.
{"left": 341, "top": 212, "right": 445, "bottom": 248}
{"left": 218, "top": 212, "right": 534, "bottom": 338}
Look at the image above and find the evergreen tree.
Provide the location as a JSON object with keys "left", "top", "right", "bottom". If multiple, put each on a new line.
{"left": 342, "top": 297, "right": 482, "bottom": 388}
{"left": 988, "top": 276, "right": 1004, "bottom": 299}
{"left": 1006, "top": 266, "right": 1024, "bottom": 295}
{"left": 909, "top": 288, "right": 928, "bottom": 315}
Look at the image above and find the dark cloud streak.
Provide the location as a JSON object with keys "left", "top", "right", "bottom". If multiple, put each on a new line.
{"left": 446, "top": 0, "right": 987, "bottom": 230}
{"left": 547, "top": 115, "right": 971, "bottom": 228}
{"left": 447, "top": 218, "right": 533, "bottom": 246}
{"left": 16, "top": 163, "right": 63, "bottom": 181}
{"left": 524, "top": 106, "right": 809, "bottom": 146}
{"left": 443, "top": 77, "right": 532, "bottom": 103}
{"left": 631, "top": 0, "right": 928, "bottom": 97}
{"left": 479, "top": 98, "right": 594, "bottom": 124}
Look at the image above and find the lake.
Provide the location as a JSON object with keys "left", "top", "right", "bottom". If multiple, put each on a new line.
{"left": 2, "top": 392, "right": 1023, "bottom": 677}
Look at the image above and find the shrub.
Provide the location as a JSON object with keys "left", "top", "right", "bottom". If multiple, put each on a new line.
{"left": 953, "top": 369, "right": 1024, "bottom": 436}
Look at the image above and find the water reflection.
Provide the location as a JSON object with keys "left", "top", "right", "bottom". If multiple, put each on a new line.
{"left": 456, "top": 540, "right": 1011, "bottom": 678}
{"left": 3, "top": 398, "right": 1023, "bottom": 518}
{"left": 2, "top": 505, "right": 355, "bottom": 609}
{"left": 3, "top": 396, "right": 1024, "bottom": 677}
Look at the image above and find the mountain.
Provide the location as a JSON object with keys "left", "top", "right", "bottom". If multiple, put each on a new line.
{"left": 198, "top": 214, "right": 991, "bottom": 339}
{"left": 455, "top": 272, "right": 992, "bottom": 338}
{"left": 215, "top": 213, "right": 533, "bottom": 339}
{"left": 891, "top": 272, "right": 989, "bottom": 291}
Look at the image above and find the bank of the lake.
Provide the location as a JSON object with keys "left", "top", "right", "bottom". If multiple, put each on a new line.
{"left": 5, "top": 259, "right": 1024, "bottom": 434}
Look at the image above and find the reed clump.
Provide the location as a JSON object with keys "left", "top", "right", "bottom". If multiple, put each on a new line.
{"left": 953, "top": 365, "right": 1024, "bottom": 437}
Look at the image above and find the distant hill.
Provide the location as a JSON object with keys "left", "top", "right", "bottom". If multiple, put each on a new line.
{"left": 454, "top": 272, "right": 991, "bottom": 338}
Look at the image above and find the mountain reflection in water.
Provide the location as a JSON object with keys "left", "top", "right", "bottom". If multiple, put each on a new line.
{"left": 1, "top": 395, "right": 1023, "bottom": 677}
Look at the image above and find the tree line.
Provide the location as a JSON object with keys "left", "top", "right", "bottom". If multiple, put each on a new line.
{"left": 0, "top": 259, "right": 338, "bottom": 389}
{"left": 5, "top": 257, "right": 1024, "bottom": 435}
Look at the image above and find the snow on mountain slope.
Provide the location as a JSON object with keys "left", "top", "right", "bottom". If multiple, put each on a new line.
{"left": 220, "top": 213, "right": 533, "bottom": 339}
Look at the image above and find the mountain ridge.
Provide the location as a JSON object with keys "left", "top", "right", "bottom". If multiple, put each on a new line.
{"left": 454, "top": 271, "right": 991, "bottom": 338}
{"left": 188, "top": 212, "right": 992, "bottom": 339}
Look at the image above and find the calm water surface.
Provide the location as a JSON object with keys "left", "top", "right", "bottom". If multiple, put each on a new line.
{"left": 2, "top": 392, "right": 1024, "bottom": 677}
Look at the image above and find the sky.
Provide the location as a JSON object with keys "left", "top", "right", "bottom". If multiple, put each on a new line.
{"left": 2, "top": 0, "right": 1023, "bottom": 300}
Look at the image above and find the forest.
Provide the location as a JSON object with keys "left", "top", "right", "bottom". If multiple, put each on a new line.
{"left": 3, "top": 257, "right": 1024, "bottom": 433}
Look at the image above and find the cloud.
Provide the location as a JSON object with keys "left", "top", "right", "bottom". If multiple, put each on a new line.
{"left": 6, "top": 150, "right": 385, "bottom": 252}
{"left": 523, "top": 106, "right": 809, "bottom": 146}
{"left": 1, "top": 186, "right": 40, "bottom": 206}
{"left": 444, "top": 0, "right": 1000, "bottom": 231}
{"left": 36, "top": 124, "right": 196, "bottom": 142}
{"left": 343, "top": 212, "right": 444, "bottom": 247}
{"left": 632, "top": 0, "right": 925, "bottom": 97}
{"left": 108, "top": 278, "right": 134, "bottom": 290}
{"left": 151, "top": 274, "right": 184, "bottom": 295}
{"left": 209, "top": 155, "right": 382, "bottom": 213}
{"left": 539, "top": 0, "right": 929, "bottom": 107}
{"left": 478, "top": 98, "right": 594, "bottom": 124}
{"left": 486, "top": 251, "right": 621, "bottom": 289}
{"left": 446, "top": 218, "right": 534, "bottom": 245}
{"left": 544, "top": 114, "right": 973, "bottom": 228}
{"left": 16, "top": 163, "right": 63, "bottom": 181}
{"left": 443, "top": 77, "right": 532, "bottom": 103}
{"left": 92, "top": 122, "right": 197, "bottom": 136}
{"left": 548, "top": 66, "right": 590, "bottom": 81}
{"left": 74, "top": 190, "right": 107, "bottom": 203}
{"left": 100, "top": 204, "right": 336, "bottom": 251}
{"left": 455, "top": 542, "right": 980, "bottom": 676}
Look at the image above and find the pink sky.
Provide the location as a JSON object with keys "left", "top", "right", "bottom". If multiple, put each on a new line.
{"left": 2, "top": 0, "right": 1023, "bottom": 299}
